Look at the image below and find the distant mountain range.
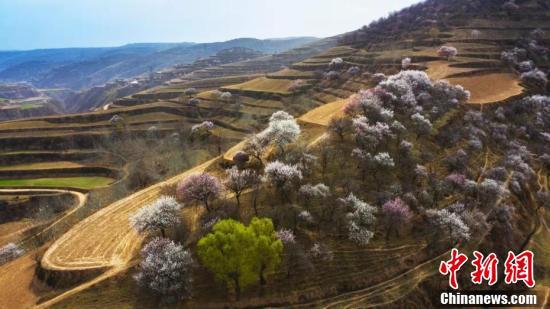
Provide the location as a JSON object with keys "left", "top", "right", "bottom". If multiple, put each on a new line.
{"left": 0, "top": 37, "right": 318, "bottom": 90}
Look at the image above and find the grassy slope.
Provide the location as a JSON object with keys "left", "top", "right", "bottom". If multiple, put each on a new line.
{"left": 0, "top": 177, "right": 114, "bottom": 190}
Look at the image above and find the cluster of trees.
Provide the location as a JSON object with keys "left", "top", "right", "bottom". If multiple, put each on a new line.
{"left": 126, "top": 51, "right": 550, "bottom": 303}
{"left": 338, "top": 0, "right": 504, "bottom": 46}
{"left": 501, "top": 28, "right": 549, "bottom": 94}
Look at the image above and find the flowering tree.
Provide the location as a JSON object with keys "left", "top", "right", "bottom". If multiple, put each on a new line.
{"left": 188, "top": 98, "right": 200, "bottom": 106}
{"left": 352, "top": 150, "right": 394, "bottom": 183}
{"left": 328, "top": 116, "right": 352, "bottom": 141}
{"left": 382, "top": 198, "right": 412, "bottom": 241}
{"left": 177, "top": 173, "right": 221, "bottom": 212}
{"left": 518, "top": 60, "right": 534, "bottom": 72}
{"left": 427, "top": 208, "right": 470, "bottom": 248}
{"left": 353, "top": 117, "right": 394, "bottom": 150}
{"left": 288, "top": 79, "right": 305, "bottom": 92}
{"left": 220, "top": 91, "right": 233, "bottom": 102}
{"left": 191, "top": 121, "right": 214, "bottom": 141}
{"left": 477, "top": 178, "right": 506, "bottom": 206}
{"left": 260, "top": 111, "right": 301, "bottom": 155}
{"left": 244, "top": 134, "right": 269, "bottom": 165}
{"left": 298, "top": 183, "right": 330, "bottom": 206}
{"left": 502, "top": 0, "right": 519, "bottom": 16}
{"left": 340, "top": 193, "right": 377, "bottom": 246}
{"left": 224, "top": 167, "right": 258, "bottom": 208}
{"left": 411, "top": 113, "right": 433, "bottom": 137}
{"left": 0, "top": 243, "right": 24, "bottom": 265}
{"left": 264, "top": 161, "right": 302, "bottom": 198}
{"left": 276, "top": 229, "right": 313, "bottom": 278}
{"left": 401, "top": 57, "right": 412, "bottom": 69}
{"left": 445, "top": 173, "right": 467, "bottom": 190}
{"left": 470, "top": 29, "right": 481, "bottom": 39}
{"left": 276, "top": 228, "right": 295, "bottom": 245}
{"left": 325, "top": 71, "right": 340, "bottom": 80}
{"left": 329, "top": 57, "right": 344, "bottom": 68}
{"left": 130, "top": 196, "right": 182, "bottom": 237}
{"left": 438, "top": 46, "right": 458, "bottom": 60}
{"left": 521, "top": 69, "right": 548, "bottom": 93}
{"left": 134, "top": 237, "right": 194, "bottom": 298}
{"left": 372, "top": 73, "right": 387, "bottom": 84}
{"left": 347, "top": 66, "right": 361, "bottom": 76}
{"left": 308, "top": 243, "right": 334, "bottom": 262}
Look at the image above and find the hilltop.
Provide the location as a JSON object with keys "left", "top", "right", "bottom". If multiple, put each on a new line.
{"left": 0, "top": 0, "right": 549, "bottom": 308}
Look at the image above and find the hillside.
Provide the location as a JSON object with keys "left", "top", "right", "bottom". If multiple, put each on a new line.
{"left": 0, "top": 38, "right": 317, "bottom": 91}
{"left": 0, "top": 0, "right": 549, "bottom": 308}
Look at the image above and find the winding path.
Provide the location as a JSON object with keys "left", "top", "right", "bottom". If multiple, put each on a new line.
{"left": 41, "top": 157, "right": 218, "bottom": 272}
{"left": 0, "top": 189, "right": 87, "bottom": 246}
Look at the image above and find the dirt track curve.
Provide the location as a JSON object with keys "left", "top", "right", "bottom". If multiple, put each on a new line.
{"left": 41, "top": 157, "right": 218, "bottom": 272}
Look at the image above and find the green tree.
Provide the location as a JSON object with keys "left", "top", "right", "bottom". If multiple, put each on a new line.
{"left": 197, "top": 218, "right": 282, "bottom": 300}
{"left": 248, "top": 217, "right": 283, "bottom": 289}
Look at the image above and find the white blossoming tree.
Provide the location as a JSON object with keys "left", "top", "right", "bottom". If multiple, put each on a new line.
{"left": 134, "top": 237, "right": 194, "bottom": 299}
{"left": 264, "top": 161, "right": 303, "bottom": 201}
{"left": 130, "top": 196, "right": 182, "bottom": 237}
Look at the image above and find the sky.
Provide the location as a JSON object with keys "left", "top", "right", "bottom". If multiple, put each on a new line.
{"left": 0, "top": 0, "right": 420, "bottom": 51}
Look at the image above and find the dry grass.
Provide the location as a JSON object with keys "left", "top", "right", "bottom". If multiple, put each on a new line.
{"left": 41, "top": 157, "right": 218, "bottom": 273}
{"left": 446, "top": 73, "right": 523, "bottom": 104}
{"left": 298, "top": 99, "right": 347, "bottom": 126}
{"left": 224, "top": 77, "right": 297, "bottom": 95}
{"left": 0, "top": 161, "right": 84, "bottom": 171}
{"left": 425, "top": 60, "right": 480, "bottom": 80}
{"left": 0, "top": 249, "right": 43, "bottom": 309}
{"left": 0, "top": 219, "right": 34, "bottom": 246}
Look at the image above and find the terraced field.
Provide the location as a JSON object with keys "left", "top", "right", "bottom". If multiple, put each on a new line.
{"left": 0, "top": 177, "right": 114, "bottom": 190}
{"left": 41, "top": 157, "right": 218, "bottom": 272}
{"left": 223, "top": 77, "right": 299, "bottom": 95}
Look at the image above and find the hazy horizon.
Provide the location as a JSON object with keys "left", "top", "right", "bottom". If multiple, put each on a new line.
{"left": 0, "top": 0, "right": 420, "bottom": 51}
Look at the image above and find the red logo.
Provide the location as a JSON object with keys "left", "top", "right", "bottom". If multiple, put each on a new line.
{"left": 439, "top": 249, "right": 468, "bottom": 289}
{"left": 471, "top": 251, "right": 499, "bottom": 286}
{"left": 504, "top": 250, "right": 535, "bottom": 288}
{"left": 439, "top": 250, "right": 535, "bottom": 289}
